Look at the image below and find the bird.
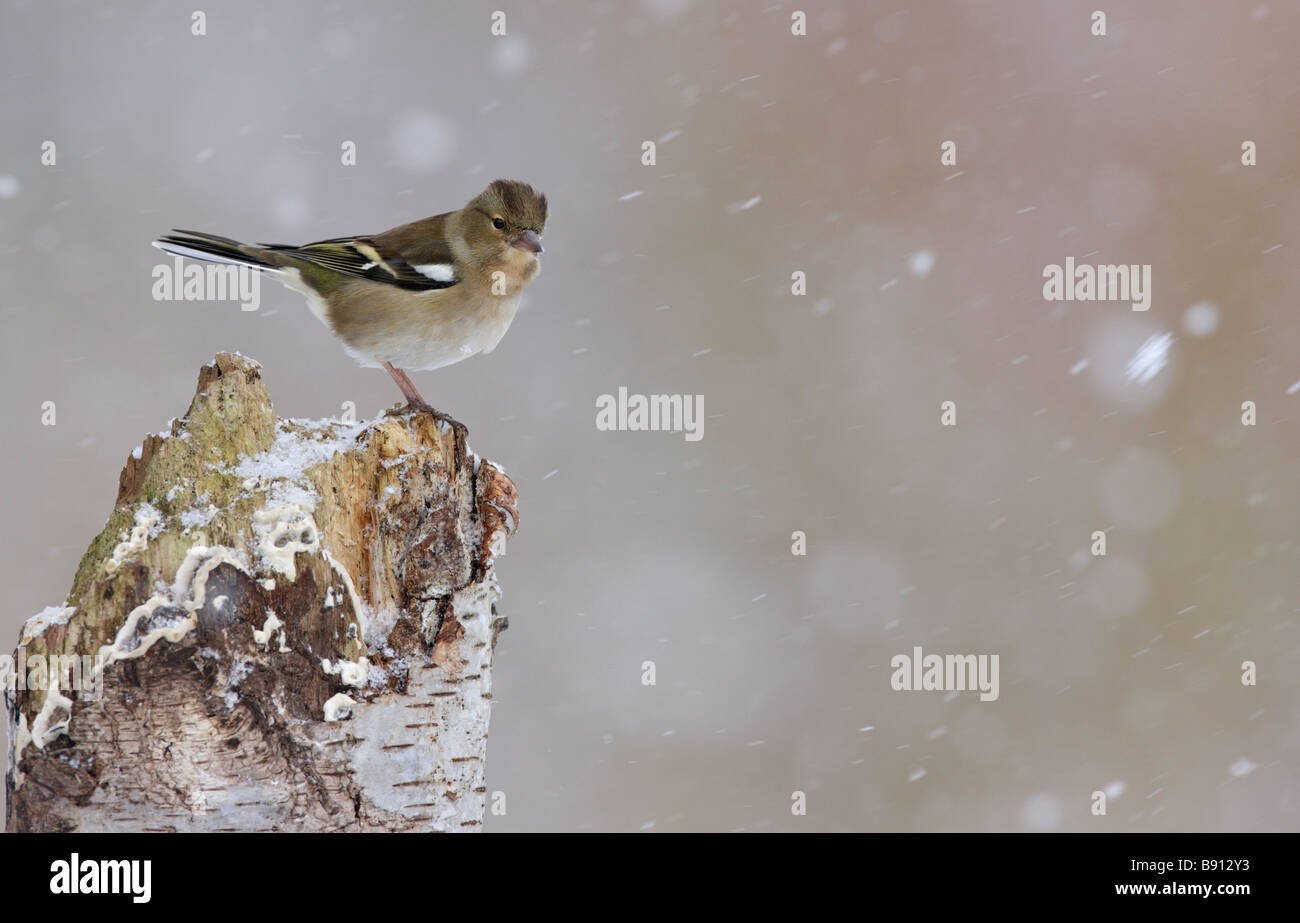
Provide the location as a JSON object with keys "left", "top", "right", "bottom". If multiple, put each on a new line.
{"left": 153, "top": 179, "right": 547, "bottom": 428}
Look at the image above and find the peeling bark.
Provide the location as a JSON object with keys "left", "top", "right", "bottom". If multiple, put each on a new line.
{"left": 4, "top": 353, "right": 517, "bottom": 832}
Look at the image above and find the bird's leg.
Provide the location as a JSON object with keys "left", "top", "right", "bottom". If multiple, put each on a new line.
{"left": 382, "top": 362, "right": 467, "bottom": 442}
{"left": 383, "top": 362, "right": 429, "bottom": 409}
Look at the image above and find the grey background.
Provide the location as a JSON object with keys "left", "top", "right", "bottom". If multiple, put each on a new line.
{"left": 2, "top": 0, "right": 1297, "bottom": 831}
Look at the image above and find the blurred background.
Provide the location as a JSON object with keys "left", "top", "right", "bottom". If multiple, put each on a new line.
{"left": 1, "top": 0, "right": 1297, "bottom": 831}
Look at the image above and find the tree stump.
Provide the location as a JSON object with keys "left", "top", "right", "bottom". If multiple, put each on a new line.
{"left": 4, "top": 353, "right": 518, "bottom": 832}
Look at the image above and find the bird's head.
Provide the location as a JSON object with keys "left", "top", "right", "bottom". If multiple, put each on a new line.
{"left": 462, "top": 179, "right": 548, "bottom": 274}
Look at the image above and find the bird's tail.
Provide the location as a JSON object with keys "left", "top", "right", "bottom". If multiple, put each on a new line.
{"left": 152, "top": 229, "right": 277, "bottom": 270}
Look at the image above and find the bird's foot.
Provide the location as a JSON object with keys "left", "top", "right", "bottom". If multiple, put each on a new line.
{"left": 386, "top": 401, "right": 468, "bottom": 444}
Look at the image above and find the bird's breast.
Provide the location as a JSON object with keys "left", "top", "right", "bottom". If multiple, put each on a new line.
{"left": 328, "top": 280, "right": 522, "bottom": 371}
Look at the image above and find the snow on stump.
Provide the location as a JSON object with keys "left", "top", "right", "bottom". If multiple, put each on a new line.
{"left": 4, "top": 353, "right": 518, "bottom": 832}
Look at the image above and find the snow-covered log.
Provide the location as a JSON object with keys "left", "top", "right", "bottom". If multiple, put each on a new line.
{"left": 4, "top": 353, "right": 518, "bottom": 832}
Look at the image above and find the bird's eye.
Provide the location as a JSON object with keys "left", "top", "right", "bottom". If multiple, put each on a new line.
{"left": 492, "top": 216, "right": 506, "bottom": 230}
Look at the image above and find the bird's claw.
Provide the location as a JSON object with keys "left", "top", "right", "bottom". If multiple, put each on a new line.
{"left": 386, "top": 402, "right": 468, "bottom": 444}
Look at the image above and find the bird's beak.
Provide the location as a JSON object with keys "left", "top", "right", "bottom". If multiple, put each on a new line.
{"left": 511, "top": 229, "right": 543, "bottom": 254}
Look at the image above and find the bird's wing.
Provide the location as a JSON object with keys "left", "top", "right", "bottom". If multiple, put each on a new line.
{"left": 261, "top": 215, "right": 460, "bottom": 291}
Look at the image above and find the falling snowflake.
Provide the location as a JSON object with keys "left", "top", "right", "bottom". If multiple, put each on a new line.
{"left": 1124, "top": 331, "right": 1173, "bottom": 385}
{"left": 907, "top": 250, "right": 935, "bottom": 277}
{"left": 1228, "top": 758, "right": 1258, "bottom": 778}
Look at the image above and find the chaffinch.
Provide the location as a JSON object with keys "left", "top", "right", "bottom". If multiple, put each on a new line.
{"left": 154, "top": 179, "right": 548, "bottom": 419}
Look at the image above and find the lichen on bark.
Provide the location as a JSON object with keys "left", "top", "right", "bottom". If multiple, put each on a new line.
{"left": 5, "top": 353, "right": 518, "bottom": 832}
